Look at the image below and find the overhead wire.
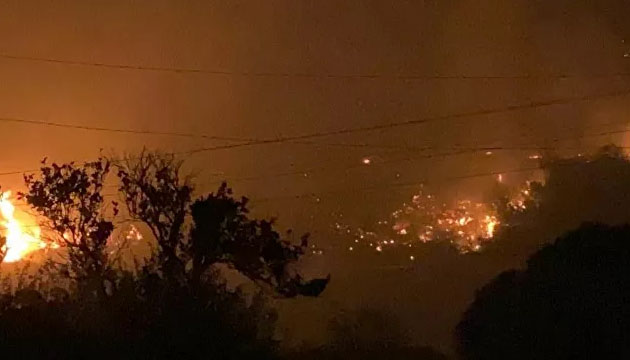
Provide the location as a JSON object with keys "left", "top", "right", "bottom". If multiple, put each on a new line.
{"left": 192, "top": 127, "right": 630, "bottom": 186}
{"left": 3, "top": 52, "right": 630, "bottom": 80}
{"left": 0, "top": 120, "right": 629, "bottom": 183}
{"left": 9, "top": 148, "right": 626, "bottom": 209}
{"left": 0, "top": 115, "right": 254, "bottom": 142}
{"left": 250, "top": 164, "right": 553, "bottom": 204}
{"left": 177, "top": 88, "right": 630, "bottom": 154}
{"left": 0, "top": 86, "right": 625, "bottom": 161}
{"left": 0, "top": 85, "right": 625, "bottom": 200}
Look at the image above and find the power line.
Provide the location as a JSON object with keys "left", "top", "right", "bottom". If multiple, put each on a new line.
{"left": 195, "top": 118, "right": 630, "bottom": 185}
{"left": 0, "top": 88, "right": 627, "bottom": 180}
{"left": 294, "top": 117, "right": 630, "bottom": 153}
{"left": 0, "top": 114, "right": 493, "bottom": 152}
{"left": 0, "top": 121, "right": 628, "bottom": 181}
{"left": 225, "top": 137, "right": 630, "bottom": 185}
{"left": 0, "top": 115, "right": 253, "bottom": 142}
{"left": 191, "top": 128, "right": 630, "bottom": 192}
{"left": 201, "top": 141, "right": 621, "bottom": 186}
{"left": 0, "top": 168, "right": 40, "bottom": 177}
{"left": 206, "top": 147, "right": 521, "bottom": 184}
{"left": 251, "top": 166, "right": 543, "bottom": 204}
{"left": 193, "top": 119, "right": 630, "bottom": 184}
{"left": 179, "top": 88, "right": 630, "bottom": 155}
{"left": 253, "top": 150, "right": 630, "bottom": 204}
{"left": 3, "top": 52, "right": 630, "bottom": 80}
{"left": 0, "top": 87, "right": 627, "bottom": 155}
{"left": 251, "top": 148, "right": 628, "bottom": 203}
{"left": 0, "top": 111, "right": 615, "bottom": 154}
{"left": 7, "top": 147, "right": 624, "bottom": 208}
{"left": 251, "top": 147, "right": 630, "bottom": 204}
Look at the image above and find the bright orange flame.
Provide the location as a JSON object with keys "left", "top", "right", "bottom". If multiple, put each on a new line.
{"left": 0, "top": 192, "right": 45, "bottom": 262}
{"left": 483, "top": 215, "right": 499, "bottom": 238}
{"left": 337, "top": 179, "right": 537, "bottom": 254}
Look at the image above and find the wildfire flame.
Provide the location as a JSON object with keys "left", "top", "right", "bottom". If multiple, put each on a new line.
{"left": 483, "top": 215, "right": 499, "bottom": 238}
{"left": 334, "top": 180, "right": 539, "bottom": 255}
{"left": 0, "top": 192, "right": 45, "bottom": 263}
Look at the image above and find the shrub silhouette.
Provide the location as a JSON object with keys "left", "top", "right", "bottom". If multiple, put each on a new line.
{"left": 457, "top": 223, "right": 630, "bottom": 359}
{"left": 0, "top": 152, "right": 329, "bottom": 359}
{"left": 288, "top": 309, "right": 449, "bottom": 360}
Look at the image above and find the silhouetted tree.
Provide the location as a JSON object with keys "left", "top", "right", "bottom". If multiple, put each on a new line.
{"left": 189, "top": 183, "right": 329, "bottom": 297}
{"left": 115, "top": 150, "right": 329, "bottom": 297}
{"left": 21, "top": 158, "right": 116, "bottom": 298}
{"left": 479, "top": 146, "right": 630, "bottom": 267}
{"left": 456, "top": 223, "right": 630, "bottom": 359}
{"left": 116, "top": 150, "right": 192, "bottom": 281}
{"left": 0, "top": 151, "right": 330, "bottom": 359}
{"left": 0, "top": 273, "right": 279, "bottom": 359}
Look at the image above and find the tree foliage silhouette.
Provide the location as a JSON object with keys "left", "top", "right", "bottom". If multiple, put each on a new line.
{"left": 116, "top": 150, "right": 192, "bottom": 281}
{"left": 456, "top": 223, "right": 630, "bottom": 359}
{"left": 0, "top": 151, "right": 329, "bottom": 359}
{"left": 289, "top": 308, "right": 447, "bottom": 360}
{"left": 21, "top": 158, "right": 115, "bottom": 298}
{"left": 116, "top": 150, "right": 330, "bottom": 297}
{"left": 473, "top": 145, "right": 630, "bottom": 271}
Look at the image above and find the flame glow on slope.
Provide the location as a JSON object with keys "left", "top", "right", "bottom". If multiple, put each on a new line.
{"left": 0, "top": 192, "right": 45, "bottom": 263}
{"left": 389, "top": 194, "right": 501, "bottom": 252}
{"left": 334, "top": 180, "right": 534, "bottom": 255}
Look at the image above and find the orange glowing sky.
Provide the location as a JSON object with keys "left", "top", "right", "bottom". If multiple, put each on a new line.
{"left": 1, "top": 0, "right": 630, "bottom": 351}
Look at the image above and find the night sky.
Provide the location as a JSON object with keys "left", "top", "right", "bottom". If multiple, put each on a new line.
{"left": 1, "top": 0, "right": 630, "bottom": 354}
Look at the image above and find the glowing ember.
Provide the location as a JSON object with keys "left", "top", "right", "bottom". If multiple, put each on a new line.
{"left": 126, "top": 225, "right": 143, "bottom": 242}
{"left": 0, "top": 192, "right": 45, "bottom": 262}
{"left": 482, "top": 215, "right": 499, "bottom": 238}
{"left": 507, "top": 182, "right": 535, "bottom": 211}
{"left": 393, "top": 195, "right": 501, "bottom": 251}
{"left": 334, "top": 178, "right": 538, "bottom": 255}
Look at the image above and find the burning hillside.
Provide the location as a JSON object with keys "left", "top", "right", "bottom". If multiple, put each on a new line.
{"left": 334, "top": 177, "right": 537, "bottom": 255}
